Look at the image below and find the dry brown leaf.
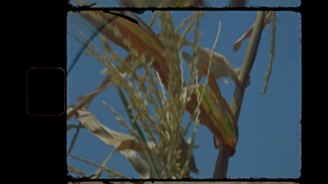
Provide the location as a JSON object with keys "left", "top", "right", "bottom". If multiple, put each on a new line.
{"left": 68, "top": 165, "right": 87, "bottom": 177}
{"left": 76, "top": 109, "right": 198, "bottom": 177}
{"left": 182, "top": 50, "right": 240, "bottom": 84}
{"left": 67, "top": 124, "right": 85, "bottom": 131}
{"left": 91, "top": 139, "right": 148, "bottom": 179}
{"left": 77, "top": 9, "right": 170, "bottom": 74}
{"left": 233, "top": 11, "right": 276, "bottom": 52}
{"left": 171, "top": 33, "right": 240, "bottom": 84}
{"left": 76, "top": 109, "right": 150, "bottom": 178}
{"left": 67, "top": 75, "right": 112, "bottom": 120}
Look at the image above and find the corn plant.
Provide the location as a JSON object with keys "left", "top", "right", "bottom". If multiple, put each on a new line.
{"left": 67, "top": 0, "right": 277, "bottom": 179}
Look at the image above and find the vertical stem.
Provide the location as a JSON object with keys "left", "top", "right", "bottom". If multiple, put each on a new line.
{"left": 231, "top": 11, "right": 265, "bottom": 122}
{"left": 212, "top": 11, "right": 265, "bottom": 179}
{"left": 213, "top": 144, "right": 233, "bottom": 179}
{"left": 68, "top": 121, "right": 82, "bottom": 153}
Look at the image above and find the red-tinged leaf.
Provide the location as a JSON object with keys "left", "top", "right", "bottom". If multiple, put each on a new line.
{"left": 184, "top": 56, "right": 238, "bottom": 153}
{"left": 193, "top": 84, "right": 237, "bottom": 154}
{"left": 77, "top": 9, "right": 170, "bottom": 73}
{"left": 158, "top": 34, "right": 239, "bottom": 152}
{"left": 207, "top": 72, "right": 238, "bottom": 152}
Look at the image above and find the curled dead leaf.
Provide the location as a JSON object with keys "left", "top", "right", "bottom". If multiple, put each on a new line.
{"left": 76, "top": 109, "right": 150, "bottom": 178}
{"left": 76, "top": 109, "right": 198, "bottom": 178}
{"left": 182, "top": 50, "right": 240, "bottom": 84}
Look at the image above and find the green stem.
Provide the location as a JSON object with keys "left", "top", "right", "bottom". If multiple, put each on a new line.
{"left": 114, "top": 83, "right": 161, "bottom": 179}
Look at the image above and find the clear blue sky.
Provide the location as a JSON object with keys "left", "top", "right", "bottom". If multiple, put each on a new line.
{"left": 67, "top": 0, "right": 301, "bottom": 179}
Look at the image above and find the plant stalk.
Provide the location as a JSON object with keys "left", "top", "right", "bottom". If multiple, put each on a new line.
{"left": 212, "top": 11, "right": 265, "bottom": 179}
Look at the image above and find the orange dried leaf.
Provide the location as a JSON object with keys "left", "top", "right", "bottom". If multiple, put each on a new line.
{"left": 185, "top": 77, "right": 238, "bottom": 154}
{"left": 78, "top": 10, "right": 170, "bottom": 73}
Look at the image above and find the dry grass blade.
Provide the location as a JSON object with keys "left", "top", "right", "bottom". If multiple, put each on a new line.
{"left": 262, "top": 13, "right": 277, "bottom": 95}
{"left": 67, "top": 124, "right": 85, "bottom": 131}
{"left": 67, "top": 165, "right": 87, "bottom": 177}
{"left": 103, "top": 99, "right": 131, "bottom": 129}
{"left": 67, "top": 74, "right": 112, "bottom": 120}
{"left": 75, "top": 109, "right": 150, "bottom": 178}
{"left": 92, "top": 139, "right": 152, "bottom": 179}
{"left": 181, "top": 48, "right": 240, "bottom": 84}
{"left": 68, "top": 153, "right": 128, "bottom": 179}
{"left": 91, "top": 152, "right": 112, "bottom": 179}
{"left": 75, "top": 107, "right": 198, "bottom": 178}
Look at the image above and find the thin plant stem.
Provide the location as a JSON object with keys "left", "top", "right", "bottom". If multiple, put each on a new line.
{"left": 212, "top": 11, "right": 266, "bottom": 179}
{"left": 68, "top": 121, "right": 82, "bottom": 153}
{"left": 114, "top": 83, "right": 161, "bottom": 179}
{"left": 67, "top": 153, "right": 127, "bottom": 179}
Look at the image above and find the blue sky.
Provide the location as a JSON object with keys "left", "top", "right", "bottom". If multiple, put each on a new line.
{"left": 67, "top": 1, "right": 301, "bottom": 179}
